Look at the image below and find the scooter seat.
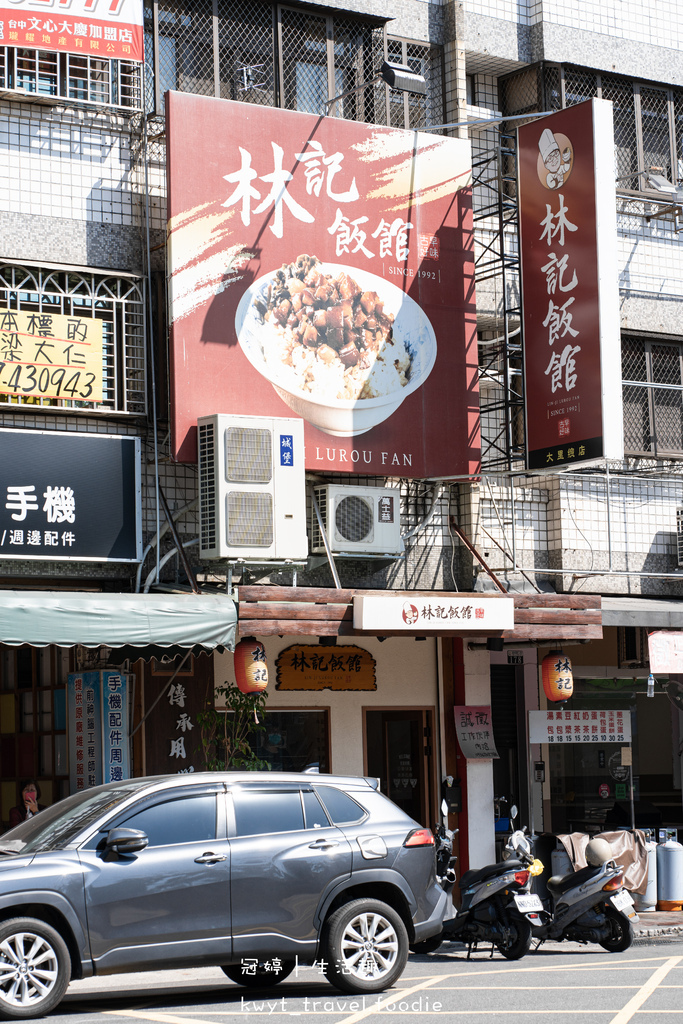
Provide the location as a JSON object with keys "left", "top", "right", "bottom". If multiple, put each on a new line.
{"left": 547, "top": 863, "right": 602, "bottom": 896}
{"left": 460, "top": 859, "right": 525, "bottom": 890}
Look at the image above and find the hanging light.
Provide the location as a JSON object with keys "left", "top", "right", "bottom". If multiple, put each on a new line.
{"left": 542, "top": 650, "right": 573, "bottom": 703}
{"left": 234, "top": 636, "right": 269, "bottom": 694}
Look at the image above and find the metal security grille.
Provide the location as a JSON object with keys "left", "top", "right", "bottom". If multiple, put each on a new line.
{"left": 144, "top": 0, "right": 443, "bottom": 130}
{"left": 622, "top": 335, "right": 683, "bottom": 456}
{"left": 226, "top": 491, "right": 274, "bottom": 545}
{"left": 198, "top": 420, "right": 217, "bottom": 551}
{"left": 386, "top": 37, "right": 444, "bottom": 130}
{"left": 500, "top": 63, "right": 682, "bottom": 195}
{"left": 0, "top": 47, "right": 141, "bottom": 107}
{"left": 225, "top": 427, "right": 272, "bottom": 483}
{"left": 0, "top": 265, "right": 146, "bottom": 414}
{"left": 218, "top": 0, "right": 275, "bottom": 105}
{"left": 335, "top": 494, "right": 373, "bottom": 543}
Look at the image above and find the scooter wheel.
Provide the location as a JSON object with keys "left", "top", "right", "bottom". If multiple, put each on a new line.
{"left": 496, "top": 916, "right": 532, "bottom": 960}
{"left": 599, "top": 906, "right": 634, "bottom": 953}
{"left": 409, "top": 933, "right": 443, "bottom": 955}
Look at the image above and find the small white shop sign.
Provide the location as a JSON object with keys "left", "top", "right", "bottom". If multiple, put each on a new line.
{"left": 529, "top": 709, "right": 631, "bottom": 744}
{"left": 454, "top": 705, "right": 499, "bottom": 760}
{"left": 353, "top": 594, "right": 514, "bottom": 632}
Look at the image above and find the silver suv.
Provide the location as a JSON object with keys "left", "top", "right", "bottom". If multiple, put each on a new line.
{"left": 0, "top": 772, "right": 446, "bottom": 1020}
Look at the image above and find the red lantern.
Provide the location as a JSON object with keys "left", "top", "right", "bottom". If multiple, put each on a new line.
{"left": 542, "top": 650, "right": 573, "bottom": 702}
{"left": 234, "top": 636, "right": 269, "bottom": 694}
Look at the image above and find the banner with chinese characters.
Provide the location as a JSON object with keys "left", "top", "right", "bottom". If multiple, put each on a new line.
{"left": 353, "top": 594, "right": 514, "bottom": 632}
{"left": 0, "top": 0, "right": 144, "bottom": 62}
{"left": 529, "top": 709, "right": 632, "bottom": 744}
{"left": 67, "top": 671, "right": 102, "bottom": 791}
{"left": 101, "top": 671, "right": 130, "bottom": 783}
{"left": 166, "top": 93, "right": 480, "bottom": 478}
{"left": 453, "top": 706, "right": 499, "bottom": 759}
{"left": 0, "top": 429, "right": 141, "bottom": 561}
{"left": 0, "top": 308, "right": 103, "bottom": 403}
{"left": 518, "top": 99, "right": 623, "bottom": 470}
{"left": 275, "top": 644, "right": 376, "bottom": 691}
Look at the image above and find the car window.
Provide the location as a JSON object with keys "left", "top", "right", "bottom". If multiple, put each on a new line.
{"left": 0, "top": 782, "right": 153, "bottom": 854}
{"left": 302, "top": 789, "right": 330, "bottom": 829}
{"left": 119, "top": 794, "right": 216, "bottom": 847}
{"left": 232, "top": 789, "right": 304, "bottom": 836}
{"left": 315, "top": 787, "right": 366, "bottom": 825}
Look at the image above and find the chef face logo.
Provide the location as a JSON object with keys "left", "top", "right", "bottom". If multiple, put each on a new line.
{"left": 402, "top": 602, "right": 419, "bottom": 625}
{"left": 537, "top": 129, "right": 574, "bottom": 190}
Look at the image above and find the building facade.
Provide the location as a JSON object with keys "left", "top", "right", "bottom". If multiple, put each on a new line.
{"left": 0, "top": 0, "right": 682, "bottom": 874}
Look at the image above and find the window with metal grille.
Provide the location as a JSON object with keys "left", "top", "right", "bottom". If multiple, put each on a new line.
{"left": 0, "top": 265, "right": 146, "bottom": 415}
{"left": 144, "top": 0, "right": 444, "bottom": 129}
{"left": 500, "top": 63, "right": 682, "bottom": 195}
{"left": 622, "top": 335, "right": 683, "bottom": 457}
{"left": 0, "top": 47, "right": 141, "bottom": 107}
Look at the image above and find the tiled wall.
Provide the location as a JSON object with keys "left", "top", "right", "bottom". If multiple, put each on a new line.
{"left": 0, "top": 100, "right": 136, "bottom": 225}
{"left": 463, "top": 0, "right": 683, "bottom": 49}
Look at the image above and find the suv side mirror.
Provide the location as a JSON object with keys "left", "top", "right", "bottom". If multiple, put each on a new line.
{"left": 105, "top": 828, "right": 149, "bottom": 856}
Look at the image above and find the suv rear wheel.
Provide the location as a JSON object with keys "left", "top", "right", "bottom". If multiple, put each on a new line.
{"left": 322, "top": 898, "right": 408, "bottom": 994}
{"left": 0, "top": 917, "right": 71, "bottom": 1021}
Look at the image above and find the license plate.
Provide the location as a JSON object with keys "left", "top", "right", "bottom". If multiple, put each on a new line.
{"left": 514, "top": 893, "right": 543, "bottom": 912}
{"left": 610, "top": 890, "right": 634, "bottom": 912}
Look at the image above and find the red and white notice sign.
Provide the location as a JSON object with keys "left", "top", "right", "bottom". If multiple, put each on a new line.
{"left": 0, "top": 0, "right": 144, "bottom": 62}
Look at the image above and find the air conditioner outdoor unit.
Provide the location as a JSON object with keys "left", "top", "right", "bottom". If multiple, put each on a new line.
{"left": 310, "top": 484, "right": 403, "bottom": 556}
{"left": 198, "top": 414, "right": 307, "bottom": 561}
{"left": 677, "top": 509, "right": 683, "bottom": 568}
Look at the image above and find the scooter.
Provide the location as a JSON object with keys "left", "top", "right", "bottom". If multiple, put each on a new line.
{"left": 410, "top": 808, "right": 544, "bottom": 960}
{"left": 516, "top": 835, "right": 638, "bottom": 952}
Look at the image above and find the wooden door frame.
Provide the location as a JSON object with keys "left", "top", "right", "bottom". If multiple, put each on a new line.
{"left": 362, "top": 705, "right": 437, "bottom": 826}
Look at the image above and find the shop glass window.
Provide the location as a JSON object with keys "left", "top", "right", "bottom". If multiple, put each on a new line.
{"left": 232, "top": 789, "right": 305, "bottom": 836}
{"left": 622, "top": 335, "right": 683, "bottom": 457}
{"left": 121, "top": 794, "right": 217, "bottom": 846}
{"left": 251, "top": 710, "right": 329, "bottom": 773}
{"left": 0, "top": 265, "right": 146, "bottom": 415}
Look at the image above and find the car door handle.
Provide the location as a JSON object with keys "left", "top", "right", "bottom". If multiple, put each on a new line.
{"left": 194, "top": 852, "right": 227, "bottom": 864}
{"left": 308, "top": 838, "right": 339, "bottom": 850}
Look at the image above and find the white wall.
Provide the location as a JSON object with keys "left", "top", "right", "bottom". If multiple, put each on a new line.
{"left": 214, "top": 635, "right": 438, "bottom": 777}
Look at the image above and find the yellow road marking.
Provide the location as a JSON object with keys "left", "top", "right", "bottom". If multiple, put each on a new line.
{"left": 608, "top": 956, "right": 683, "bottom": 1024}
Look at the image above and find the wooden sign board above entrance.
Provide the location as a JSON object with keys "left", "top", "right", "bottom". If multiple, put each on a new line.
{"left": 648, "top": 631, "right": 683, "bottom": 674}
{"left": 353, "top": 594, "right": 514, "bottom": 632}
{"left": 275, "top": 644, "right": 376, "bottom": 691}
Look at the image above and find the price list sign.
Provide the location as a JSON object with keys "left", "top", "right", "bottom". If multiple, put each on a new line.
{"left": 529, "top": 709, "right": 631, "bottom": 744}
{"left": 0, "top": 309, "right": 103, "bottom": 403}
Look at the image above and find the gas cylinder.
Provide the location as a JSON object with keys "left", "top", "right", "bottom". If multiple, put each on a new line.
{"left": 633, "top": 837, "right": 658, "bottom": 913}
{"left": 656, "top": 838, "right": 683, "bottom": 911}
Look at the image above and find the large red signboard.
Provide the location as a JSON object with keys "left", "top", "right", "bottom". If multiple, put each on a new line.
{"left": 167, "top": 93, "right": 480, "bottom": 478}
{"left": 0, "top": 0, "right": 143, "bottom": 62}
{"left": 518, "top": 100, "right": 621, "bottom": 470}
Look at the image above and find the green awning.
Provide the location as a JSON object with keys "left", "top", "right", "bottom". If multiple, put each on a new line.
{"left": 0, "top": 591, "right": 237, "bottom": 651}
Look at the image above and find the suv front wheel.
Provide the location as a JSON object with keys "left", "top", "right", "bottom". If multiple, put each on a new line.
{"left": 322, "top": 898, "right": 408, "bottom": 994}
{"left": 0, "top": 917, "right": 71, "bottom": 1021}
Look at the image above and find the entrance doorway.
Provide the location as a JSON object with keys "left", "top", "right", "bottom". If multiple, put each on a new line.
{"left": 364, "top": 708, "right": 435, "bottom": 826}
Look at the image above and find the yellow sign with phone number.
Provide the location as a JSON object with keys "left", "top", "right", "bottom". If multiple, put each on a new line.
{"left": 0, "top": 308, "right": 103, "bottom": 403}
